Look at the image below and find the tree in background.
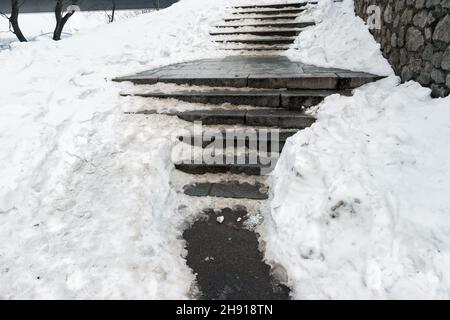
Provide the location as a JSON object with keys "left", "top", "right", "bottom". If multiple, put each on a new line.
{"left": 106, "top": 0, "right": 116, "bottom": 23}
{"left": 53, "top": 0, "right": 78, "bottom": 41}
{"left": 0, "top": 0, "right": 27, "bottom": 42}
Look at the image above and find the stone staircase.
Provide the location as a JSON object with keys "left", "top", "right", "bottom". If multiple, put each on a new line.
{"left": 212, "top": 1, "right": 316, "bottom": 52}
{"left": 114, "top": 1, "right": 383, "bottom": 300}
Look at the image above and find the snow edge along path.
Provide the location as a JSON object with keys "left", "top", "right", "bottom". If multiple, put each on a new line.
{"left": 260, "top": 0, "right": 450, "bottom": 300}
{"left": 0, "top": 0, "right": 232, "bottom": 299}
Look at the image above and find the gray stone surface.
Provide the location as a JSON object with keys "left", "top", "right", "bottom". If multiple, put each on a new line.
{"left": 406, "top": 27, "right": 425, "bottom": 51}
{"left": 224, "top": 14, "right": 299, "bottom": 21}
{"left": 183, "top": 181, "right": 269, "bottom": 200}
{"left": 175, "top": 160, "right": 275, "bottom": 176}
{"left": 245, "top": 109, "right": 316, "bottom": 129}
{"left": 115, "top": 56, "right": 382, "bottom": 91}
{"left": 214, "top": 21, "right": 314, "bottom": 28}
{"left": 233, "top": 2, "right": 314, "bottom": 9}
{"left": 182, "top": 207, "right": 290, "bottom": 300}
{"left": 210, "top": 29, "right": 303, "bottom": 37}
{"left": 159, "top": 108, "right": 315, "bottom": 129}
{"left": 178, "top": 128, "right": 298, "bottom": 152}
{"left": 177, "top": 109, "right": 247, "bottom": 125}
{"left": 355, "top": 0, "right": 450, "bottom": 97}
{"left": 443, "top": 46, "right": 450, "bottom": 70}
{"left": 433, "top": 14, "right": 450, "bottom": 43}
{"left": 231, "top": 8, "right": 306, "bottom": 15}
{"left": 214, "top": 36, "right": 297, "bottom": 45}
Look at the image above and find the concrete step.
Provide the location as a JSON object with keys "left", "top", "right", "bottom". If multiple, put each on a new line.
{"left": 214, "top": 21, "right": 315, "bottom": 28}
{"left": 210, "top": 28, "right": 303, "bottom": 37}
{"left": 182, "top": 207, "right": 290, "bottom": 299}
{"left": 232, "top": 8, "right": 306, "bottom": 15}
{"left": 219, "top": 45, "right": 290, "bottom": 51}
{"left": 178, "top": 128, "right": 298, "bottom": 152}
{"left": 122, "top": 89, "right": 344, "bottom": 109}
{"left": 223, "top": 15, "right": 299, "bottom": 21}
{"left": 114, "top": 56, "right": 384, "bottom": 89}
{"left": 213, "top": 36, "right": 296, "bottom": 45}
{"left": 209, "top": 28, "right": 303, "bottom": 37}
{"left": 183, "top": 181, "right": 268, "bottom": 200}
{"left": 175, "top": 158, "right": 276, "bottom": 176}
{"left": 116, "top": 73, "right": 379, "bottom": 90}
{"left": 159, "top": 109, "right": 315, "bottom": 129}
{"left": 232, "top": 1, "right": 316, "bottom": 9}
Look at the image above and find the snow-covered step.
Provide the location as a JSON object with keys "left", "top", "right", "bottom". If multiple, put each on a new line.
{"left": 121, "top": 89, "right": 342, "bottom": 109}
{"left": 210, "top": 28, "right": 304, "bottom": 37}
{"left": 231, "top": 8, "right": 306, "bottom": 15}
{"left": 178, "top": 127, "right": 298, "bottom": 152}
{"left": 232, "top": 1, "right": 316, "bottom": 9}
{"left": 223, "top": 14, "right": 299, "bottom": 21}
{"left": 214, "top": 21, "right": 315, "bottom": 28}
{"left": 213, "top": 36, "right": 296, "bottom": 45}
{"left": 183, "top": 181, "right": 268, "bottom": 200}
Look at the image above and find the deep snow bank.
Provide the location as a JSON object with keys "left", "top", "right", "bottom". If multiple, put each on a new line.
{"left": 261, "top": 0, "right": 450, "bottom": 299}
{"left": 0, "top": 0, "right": 230, "bottom": 299}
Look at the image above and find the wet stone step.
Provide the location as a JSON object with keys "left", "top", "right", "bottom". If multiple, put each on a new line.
{"left": 214, "top": 21, "right": 315, "bottom": 28}
{"left": 210, "top": 29, "right": 303, "bottom": 37}
{"left": 183, "top": 207, "right": 290, "bottom": 300}
{"left": 219, "top": 46, "right": 290, "bottom": 51}
{"left": 223, "top": 15, "right": 300, "bottom": 21}
{"left": 231, "top": 8, "right": 306, "bottom": 15}
{"left": 183, "top": 181, "right": 269, "bottom": 200}
{"left": 175, "top": 158, "right": 276, "bottom": 176}
{"left": 178, "top": 128, "right": 298, "bottom": 152}
{"left": 232, "top": 1, "right": 316, "bottom": 9}
{"left": 166, "top": 109, "right": 316, "bottom": 129}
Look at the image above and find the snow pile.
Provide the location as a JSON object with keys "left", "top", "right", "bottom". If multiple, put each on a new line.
{"left": 261, "top": 0, "right": 450, "bottom": 299}
{"left": 287, "top": 0, "right": 393, "bottom": 76}
{"left": 0, "top": 0, "right": 230, "bottom": 299}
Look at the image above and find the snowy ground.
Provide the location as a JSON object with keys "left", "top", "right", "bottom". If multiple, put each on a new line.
{"left": 0, "top": 0, "right": 449, "bottom": 299}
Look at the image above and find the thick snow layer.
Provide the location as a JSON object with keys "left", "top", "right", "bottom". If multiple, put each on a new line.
{"left": 0, "top": 0, "right": 231, "bottom": 299}
{"left": 260, "top": 0, "right": 450, "bottom": 299}
{"left": 0, "top": 10, "right": 155, "bottom": 49}
{"left": 286, "top": 0, "right": 393, "bottom": 76}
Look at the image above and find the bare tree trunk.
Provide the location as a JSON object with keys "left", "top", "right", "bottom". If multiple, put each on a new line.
{"left": 53, "top": 0, "right": 76, "bottom": 41}
{"left": 107, "top": 0, "right": 116, "bottom": 23}
{"left": 9, "top": 0, "right": 27, "bottom": 42}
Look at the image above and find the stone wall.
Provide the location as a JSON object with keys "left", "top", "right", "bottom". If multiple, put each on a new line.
{"left": 354, "top": 0, "right": 450, "bottom": 97}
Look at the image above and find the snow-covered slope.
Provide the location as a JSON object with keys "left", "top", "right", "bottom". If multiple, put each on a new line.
{"left": 260, "top": 0, "right": 450, "bottom": 299}
{"left": 0, "top": 0, "right": 230, "bottom": 299}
